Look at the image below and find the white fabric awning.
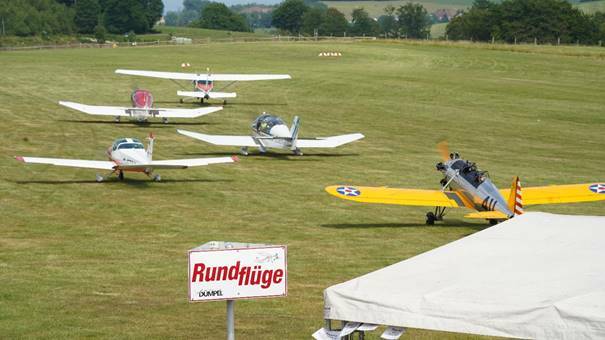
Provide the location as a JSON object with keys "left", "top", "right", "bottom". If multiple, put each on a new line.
{"left": 324, "top": 213, "right": 605, "bottom": 339}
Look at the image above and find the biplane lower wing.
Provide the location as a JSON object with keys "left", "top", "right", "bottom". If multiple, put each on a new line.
{"left": 325, "top": 185, "right": 471, "bottom": 208}
{"left": 499, "top": 183, "right": 605, "bottom": 206}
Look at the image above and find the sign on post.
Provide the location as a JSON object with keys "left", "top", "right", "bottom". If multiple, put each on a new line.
{"left": 188, "top": 241, "right": 287, "bottom": 302}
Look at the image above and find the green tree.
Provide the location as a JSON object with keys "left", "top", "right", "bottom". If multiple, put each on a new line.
{"left": 396, "top": 2, "right": 431, "bottom": 39}
{"left": 103, "top": 0, "right": 149, "bottom": 34}
{"left": 75, "top": 0, "right": 101, "bottom": 34}
{"left": 321, "top": 7, "right": 348, "bottom": 36}
{"left": 193, "top": 3, "right": 250, "bottom": 32}
{"left": 378, "top": 5, "right": 397, "bottom": 37}
{"left": 141, "top": 0, "right": 164, "bottom": 29}
{"left": 272, "top": 0, "right": 309, "bottom": 34}
{"left": 301, "top": 7, "right": 326, "bottom": 35}
{"left": 94, "top": 24, "right": 106, "bottom": 43}
{"left": 350, "top": 8, "right": 378, "bottom": 36}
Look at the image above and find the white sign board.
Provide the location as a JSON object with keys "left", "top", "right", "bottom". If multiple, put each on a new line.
{"left": 189, "top": 243, "right": 287, "bottom": 302}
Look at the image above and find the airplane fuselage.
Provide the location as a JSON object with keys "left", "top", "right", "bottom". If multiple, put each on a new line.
{"left": 125, "top": 89, "right": 159, "bottom": 122}
{"left": 441, "top": 158, "right": 513, "bottom": 217}
{"left": 106, "top": 138, "right": 149, "bottom": 172}
{"left": 251, "top": 114, "right": 293, "bottom": 150}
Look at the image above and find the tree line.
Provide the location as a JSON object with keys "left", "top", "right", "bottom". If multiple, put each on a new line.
{"left": 447, "top": 0, "right": 605, "bottom": 45}
{"left": 0, "top": 0, "right": 163, "bottom": 37}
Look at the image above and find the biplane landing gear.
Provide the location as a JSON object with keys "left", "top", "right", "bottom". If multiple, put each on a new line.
{"left": 426, "top": 207, "right": 446, "bottom": 225}
{"left": 240, "top": 147, "right": 249, "bottom": 156}
{"left": 118, "top": 170, "right": 124, "bottom": 181}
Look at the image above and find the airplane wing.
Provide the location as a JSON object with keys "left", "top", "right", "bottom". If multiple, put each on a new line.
{"left": 325, "top": 185, "right": 469, "bottom": 208}
{"left": 16, "top": 156, "right": 115, "bottom": 170}
{"left": 116, "top": 69, "right": 291, "bottom": 81}
{"left": 296, "top": 133, "right": 364, "bottom": 148}
{"left": 176, "top": 91, "right": 237, "bottom": 99}
{"left": 499, "top": 183, "right": 605, "bottom": 205}
{"left": 59, "top": 101, "right": 130, "bottom": 116}
{"left": 115, "top": 156, "right": 237, "bottom": 171}
{"left": 177, "top": 129, "right": 258, "bottom": 147}
{"left": 60, "top": 101, "right": 222, "bottom": 119}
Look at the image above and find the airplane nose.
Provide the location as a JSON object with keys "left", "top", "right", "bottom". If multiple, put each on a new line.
{"left": 270, "top": 124, "right": 291, "bottom": 138}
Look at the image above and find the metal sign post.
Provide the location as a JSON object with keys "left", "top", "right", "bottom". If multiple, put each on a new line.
{"left": 227, "top": 300, "right": 235, "bottom": 340}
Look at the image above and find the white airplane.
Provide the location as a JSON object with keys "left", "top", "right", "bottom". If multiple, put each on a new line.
{"left": 59, "top": 89, "right": 222, "bottom": 123}
{"left": 15, "top": 134, "right": 238, "bottom": 182}
{"left": 177, "top": 113, "right": 364, "bottom": 156}
{"left": 114, "top": 69, "right": 291, "bottom": 104}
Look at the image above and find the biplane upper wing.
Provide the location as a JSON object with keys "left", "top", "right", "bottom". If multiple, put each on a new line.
{"left": 325, "top": 185, "right": 471, "bottom": 208}
{"left": 499, "top": 183, "right": 605, "bottom": 206}
{"left": 115, "top": 69, "right": 291, "bottom": 81}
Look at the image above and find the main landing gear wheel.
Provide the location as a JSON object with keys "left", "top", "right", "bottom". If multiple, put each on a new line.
{"left": 293, "top": 148, "right": 303, "bottom": 156}
{"left": 96, "top": 174, "right": 104, "bottom": 182}
{"left": 223, "top": 100, "right": 227, "bottom": 105}
{"left": 162, "top": 117, "right": 168, "bottom": 124}
{"left": 118, "top": 170, "right": 124, "bottom": 181}
{"left": 153, "top": 174, "right": 161, "bottom": 182}
{"left": 240, "top": 147, "right": 249, "bottom": 156}
{"left": 489, "top": 219, "right": 498, "bottom": 226}
{"left": 179, "top": 98, "right": 184, "bottom": 104}
{"left": 426, "top": 212, "right": 436, "bottom": 225}
{"left": 114, "top": 116, "right": 120, "bottom": 123}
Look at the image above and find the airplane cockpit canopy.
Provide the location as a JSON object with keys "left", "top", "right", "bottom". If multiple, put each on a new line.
{"left": 450, "top": 159, "right": 488, "bottom": 188}
{"left": 112, "top": 138, "right": 144, "bottom": 151}
{"left": 252, "top": 113, "right": 285, "bottom": 135}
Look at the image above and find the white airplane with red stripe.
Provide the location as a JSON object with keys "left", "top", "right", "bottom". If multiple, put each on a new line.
{"left": 59, "top": 89, "right": 222, "bottom": 123}
{"left": 15, "top": 134, "right": 238, "bottom": 182}
{"left": 115, "top": 69, "right": 291, "bottom": 104}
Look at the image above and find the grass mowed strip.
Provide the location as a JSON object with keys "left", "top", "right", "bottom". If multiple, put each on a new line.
{"left": 0, "top": 40, "right": 604, "bottom": 339}
{"left": 322, "top": 0, "right": 473, "bottom": 19}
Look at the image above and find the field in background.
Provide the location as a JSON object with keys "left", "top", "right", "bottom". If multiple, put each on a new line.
{"left": 1, "top": 40, "right": 604, "bottom": 339}
{"left": 577, "top": 0, "right": 605, "bottom": 13}
{"left": 323, "top": 0, "right": 472, "bottom": 18}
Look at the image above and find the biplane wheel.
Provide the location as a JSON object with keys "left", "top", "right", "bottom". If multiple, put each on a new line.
{"left": 118, "top": 170, "right": 124, "bottom": 181}
{"left": 426, "top": 212, "right": 436, "bottom": 225}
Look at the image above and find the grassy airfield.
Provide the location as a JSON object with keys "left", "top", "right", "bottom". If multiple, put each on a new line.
{"left": 1, "top": 40, "right": 604, "bottom": 339}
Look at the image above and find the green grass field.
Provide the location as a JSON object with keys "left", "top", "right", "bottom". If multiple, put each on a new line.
{"left": 1, "top": 40, "right": 604, "bottom": 339}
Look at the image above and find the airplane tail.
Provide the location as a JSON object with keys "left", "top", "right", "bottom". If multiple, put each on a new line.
{"left": 147, "top": 132, "right": 155, "bottom": 162}
{"left": 507, "top": 176, "right": 523, "bottom": 216}
{"left": 290, "top": 116, "right": 300, "bottom": 149}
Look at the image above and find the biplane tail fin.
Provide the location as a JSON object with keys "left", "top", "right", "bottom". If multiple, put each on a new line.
{"left": 507, "top": 176, "right": 523, "bottom": 216}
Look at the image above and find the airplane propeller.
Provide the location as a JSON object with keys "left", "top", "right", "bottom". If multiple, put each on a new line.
{"left": 437, "top": 141, "right": 450, "bottom": 162}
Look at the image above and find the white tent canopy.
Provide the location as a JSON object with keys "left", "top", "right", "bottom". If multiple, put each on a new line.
{"left": 323, "top": 213, "right": 605, "bottom": 339}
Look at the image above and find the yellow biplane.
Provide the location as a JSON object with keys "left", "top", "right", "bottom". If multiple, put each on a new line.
{"left": 326, "top": 143, "right": 605, "bottom": 225}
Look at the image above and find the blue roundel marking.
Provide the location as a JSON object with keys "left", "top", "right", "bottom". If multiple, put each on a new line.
{"left": 589, "top": 184, "right": 605, "bottom": 194}
{"left": 337, "top": 186, "right": 361, "bottom": 197}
